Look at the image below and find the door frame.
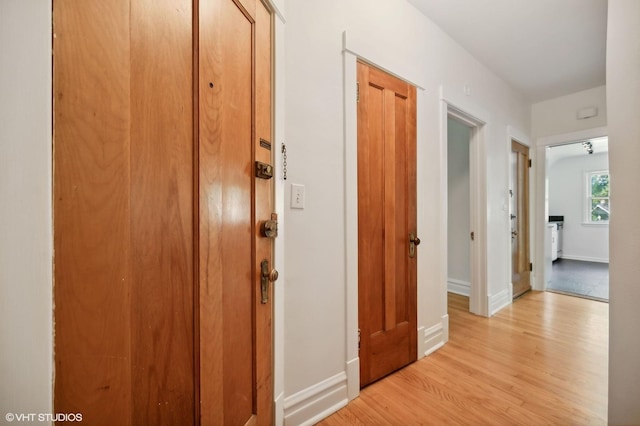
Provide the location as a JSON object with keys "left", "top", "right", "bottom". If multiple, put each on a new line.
{"left": 507, "top": 127, "right": 533, "bottom": 300}
{"left": 343, "top": 50, "right": 425, "bottom": 401}
{"left": 439, "top": 92, "right": 488, "bottom": 316}
{"left": 533, "top": 126, "right": 608, "bottom": 291}
{"left": 269, "top": 1, "right": 286, "bottom": 424}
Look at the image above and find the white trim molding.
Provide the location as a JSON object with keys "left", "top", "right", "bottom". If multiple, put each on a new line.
{"left": 489, "top": 286, "right": 512, "bottom": 316}
{"left": 440, "top": 86, "right": 490, "bottom": 317}
{"left": 283, "top": 372, "right": 348, "bottom": 426}
{"left": 447, "top": 278, "right": 470, "bottom": 296}
{"left": 560, "top": 254, "right": 609, "bottom": 263}
{"left": 534, "top": 126, "right": 608, "bottom": 291}
{"left": 423, "top": 315, "right": 449, "bottom": 357}
{"left": 346, "top": 357, "right": 359, "bottom": 401}
{"left": 275, "top": 391, "right": 285, "bottom": 426}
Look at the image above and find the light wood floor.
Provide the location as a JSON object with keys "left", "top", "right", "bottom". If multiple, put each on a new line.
{"left": 318, "top": 291, "right": 608, "bottom": 425}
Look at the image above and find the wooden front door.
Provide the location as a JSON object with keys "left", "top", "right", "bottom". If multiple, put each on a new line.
{"left": 198, "top": 0, "right": 274, "bottom": 424}
{"left": 511, "top": 140, "right": 531, "bottom": 299}
{"left": 53, "top": 0, "right": 273, "bottom": 424}
{"left": 357, "top": 61, "right": 418, "bottom": 387}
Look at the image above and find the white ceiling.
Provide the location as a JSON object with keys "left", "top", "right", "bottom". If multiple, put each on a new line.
{"left": 406, "top": 0, "right": 608, "bottom": 102}
{"left": 548, "top": 137, "right": 608, "bottom": 164}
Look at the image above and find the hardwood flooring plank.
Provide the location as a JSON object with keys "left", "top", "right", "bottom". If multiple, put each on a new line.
{"left": 317, "top": 291, "right": 608, "bottom": 425}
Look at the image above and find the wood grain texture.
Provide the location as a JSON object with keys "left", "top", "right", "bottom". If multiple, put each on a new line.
{"left": 54, "top": 1, "right": 196, "bottom": 423}
{"left": 53, "top": 2, "right": 133, "bottom": 424}
{"left": 254, "top": 1, "right": 274, "bottom": 424}
{"left": 512, "top": 140, "right": 531, "bottom": 298}
{"left": 199, "top": 0, "right": 272, "bottom": 424}
{"left": 319, "top": 292, "right": 608, "bottom": 425}
{"left": 357, "top": 62, "right": 417, "bottom": 387}
{"left": 130, "top": 0, "right": 195, "bottom": 423}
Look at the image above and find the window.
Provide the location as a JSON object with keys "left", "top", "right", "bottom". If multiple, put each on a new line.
{"left": 587, "top": 171, "right": 610, "bottom": 223}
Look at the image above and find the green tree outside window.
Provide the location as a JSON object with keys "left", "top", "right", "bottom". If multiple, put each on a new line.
{"left": 589, "top": 171, "right": 609, "bottom": 222}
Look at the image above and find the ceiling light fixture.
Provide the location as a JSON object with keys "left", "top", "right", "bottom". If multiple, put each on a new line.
{"left": 582, "top": 141, "right": 594, "bottom": 154}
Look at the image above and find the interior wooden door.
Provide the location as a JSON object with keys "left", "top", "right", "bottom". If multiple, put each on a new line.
{"left": 511, "top": 140, "right": 531, "bottom": 299}
{"left": 53, "top": 0, "right": 273, "bottom": 424}
{"left": 198, "top": 0, "right": 273, "bottom": 424}
{"left": 357, "top": 61, "right": 418, "bottom": 387}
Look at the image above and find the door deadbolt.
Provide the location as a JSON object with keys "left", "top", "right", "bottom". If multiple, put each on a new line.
{"left": 260, "top": 259, "right": 278, "bottom": 304}
{"left": 255, "top": 161, "right": 274, "bottom": 179}
{"left": 262, "top": 220, "right": 278, "bottom": 238}
{"left": 261, "top": 213, "right": 278, "bottom": 238}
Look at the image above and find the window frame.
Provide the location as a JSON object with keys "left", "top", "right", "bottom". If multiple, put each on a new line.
{"left": 585, "top": 170, "right": 610, "bottom": 225}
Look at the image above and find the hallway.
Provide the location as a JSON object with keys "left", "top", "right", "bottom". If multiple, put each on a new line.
{"left": 319, "top": 292, "right": 608, "bottom": 425}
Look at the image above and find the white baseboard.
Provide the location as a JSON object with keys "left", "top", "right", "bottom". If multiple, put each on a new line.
{"left": 283, "top": 372, "right": 348, "bottom": 426}
{"left": 447, "top": 278, "right": 471, "bottom": 296}
{"left": 488, "top": 286, "right": 511, "bottom": 316}
{"left": 417, "top": 326, "right": 425, "bottom": 358}
{"left": 346, "top": 357, "right": 359, "bottom": 401}
{"left": 423, "top": 315, "right": 448, "bottom": 357}
{"left": 275, "top": 391, "right": 284, "bottom": 426}
{"left": 559, "top": 254, "right": 609, "bottom": 264}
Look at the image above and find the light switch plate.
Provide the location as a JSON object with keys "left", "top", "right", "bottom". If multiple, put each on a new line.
{"left": 291, "top": 184, "right": 305, "bottom": 209}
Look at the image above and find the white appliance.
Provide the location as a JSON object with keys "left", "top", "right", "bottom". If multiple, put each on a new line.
{"left": 551, "top": 224, "right": 558, "bottom": 261}
{"left": 545, "top": 224, "right": 555, "bottom": 285}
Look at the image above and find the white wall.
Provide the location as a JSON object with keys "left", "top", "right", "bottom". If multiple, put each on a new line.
{"left": 607, "top": 0, "right": 640, "bottom": 423}
{"left": 447, "top": 118, "right": 471, "bottom": 289}
{"left": 0, "top": 0, "right": 53, "bottom": 419}
{"left": 283, "top": 0, "right": 530, "bottom": 422}
{"left": 532, "top": 85, "right": 607, "bottom": 139}
{"left": 548, "top": 152, "right": 609, "bottom": 262}
{"left": 0, "top": 1, "right": 533, "bottom": 424}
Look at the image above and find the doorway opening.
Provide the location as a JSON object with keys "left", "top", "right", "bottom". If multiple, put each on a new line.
{"left": 446, "top": 117, "right": 472, "bottom": 300}
{"left": 442, "top": 102, "right": 487, "bottom": 316}
{"left": 544, "top": 137, "right": 609, "bottom": 302}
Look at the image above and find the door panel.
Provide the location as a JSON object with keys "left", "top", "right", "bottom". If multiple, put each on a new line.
{"left": 198, "top": 0, "right": 253, "bottom": 423}
{"left": 130, "top": 1, "right": 195, "bottom": 423}
{"left": 54, "top": 0, "right": 195, "bottom": 424}
{"left": 357, "top": 62, "right": 417, "bottom": 387}
{"left": 511, "top": 140, "right": 531, "bottom": 299}
{"left": 199, "top": 0, "right": 273, "bottom": 424}
{"left": 53, "top": 2, "right": 134, "bottom": 422}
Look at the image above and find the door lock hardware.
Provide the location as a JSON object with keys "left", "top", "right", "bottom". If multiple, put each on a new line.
{"left": 470, "top": 231, "right": 475, "bottom": 241}
{"left": 409, "top": 233, "right": 421, "bottom": 258}
{"left": 255, "top": 161, "right": 274, "bottom": 179}
{"left": 261, "top": 213, "right": 278, "bottom": 238}
{"left": 510, "top": 214, "right": 517, "bottom": 220}
{"left": 260, "top": 259, "right": 278, "bottom": 304}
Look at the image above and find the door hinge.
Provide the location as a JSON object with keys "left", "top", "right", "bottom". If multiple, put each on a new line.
{"left": 530, "top": 262, "right": 533, "bottom": 272}
{"left": 358, "top": 328, "right": 361, "bottom": 350}
{"left": 356, "top": 81, "right": 360, "bottom": 103}
{"left": 528, "top": 159, "right": 532, "bottom": 168}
